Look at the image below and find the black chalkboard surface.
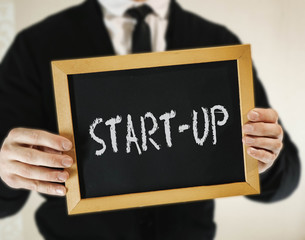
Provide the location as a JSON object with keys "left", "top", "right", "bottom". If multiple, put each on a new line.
{"left": 52, "top": 45, "right": 260, "bottom": 215}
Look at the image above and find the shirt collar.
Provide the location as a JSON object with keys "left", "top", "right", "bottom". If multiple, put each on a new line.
{"left": 98, "top": 0, "right": 171, "bottom": 19}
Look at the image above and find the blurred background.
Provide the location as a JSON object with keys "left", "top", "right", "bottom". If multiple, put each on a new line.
{"left": 0, "top": 0, "right": 304, "bottom": 239}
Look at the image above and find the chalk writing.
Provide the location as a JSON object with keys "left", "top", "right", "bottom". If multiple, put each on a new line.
{"left": 89, "top": 105, "right": 229, "bottom": 156}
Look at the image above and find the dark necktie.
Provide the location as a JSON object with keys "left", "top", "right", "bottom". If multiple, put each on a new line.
{"left": 126, "top": 5, "right": 153, "bottom": 53}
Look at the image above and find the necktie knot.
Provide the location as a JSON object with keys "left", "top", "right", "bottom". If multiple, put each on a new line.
{"left": 126, "top": 5, "right": 153, "bottom": 22}
{"left": 125, "top": 4, "right": 152, "bottom": 53}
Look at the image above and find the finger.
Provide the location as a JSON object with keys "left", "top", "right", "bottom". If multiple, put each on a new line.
{"left": 258, "top": 161, "right": 273, "bottom": 174}
{"left": 243, "top": 136, "right": 283, "bottom": 155}
{"left": 8, "top": 128, "right": 72, "bottom": 151}
{"left": 8, "top": 161, "right": 69, "bottom": 183}
{"left": 247, "top": 108, "right": 278, "bottom": 123}
{"left": 246, "top": 147, "right": 277, "bottom": 164}
{"left": 8, "top": 145, "right": 73, "bottom": 168}
{"left": 243, "top": 122, "right": 283, "bottom": 138}
{"left": 37, "top": 146, "right": 63, "bottom": 155}
{"left": 7, "top": 174, "right": 66, "bottom": 196}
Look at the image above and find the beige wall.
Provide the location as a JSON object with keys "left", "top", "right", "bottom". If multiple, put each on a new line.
{"left": 0, "top": 0, "right": 304, "bottom": 239}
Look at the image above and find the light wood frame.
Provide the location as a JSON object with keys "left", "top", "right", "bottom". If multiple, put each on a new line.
{"left": 51, "top": 44, "right": 260, "bottom": 215}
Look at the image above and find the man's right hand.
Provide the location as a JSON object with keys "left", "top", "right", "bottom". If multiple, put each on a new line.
{"left": 0, "top": 128, "right": 73, "bottom": 196}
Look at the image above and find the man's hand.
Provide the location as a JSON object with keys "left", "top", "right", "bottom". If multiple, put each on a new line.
{"left": 0, "top": 128, "right": 73, "bottom": 196}
{"left": 243, "top": 108, "right": 283, "bottom": 173}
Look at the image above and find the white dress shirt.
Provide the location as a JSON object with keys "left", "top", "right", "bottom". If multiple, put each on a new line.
{"left": 98, "top": 0, "right": 171, "bottom": 55}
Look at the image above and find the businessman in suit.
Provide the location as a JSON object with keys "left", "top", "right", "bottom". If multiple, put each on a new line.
{"left": 0, "top": 0, "right": 300, "bottom": 239}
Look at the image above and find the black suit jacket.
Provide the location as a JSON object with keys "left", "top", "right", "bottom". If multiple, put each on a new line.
{"left": 0, "top": 0, "right": 300, "bottom": 239}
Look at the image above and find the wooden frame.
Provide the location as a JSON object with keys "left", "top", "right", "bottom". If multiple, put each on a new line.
{"left": 52, "top": 44, "right": 259, "bottom": 215}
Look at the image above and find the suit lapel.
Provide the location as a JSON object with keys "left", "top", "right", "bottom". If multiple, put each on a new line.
{"left": 166, "top": 0, "right": 186, "bottom": 51}
{"left": 78, "top": 0, "right": 115, "bottom": 56}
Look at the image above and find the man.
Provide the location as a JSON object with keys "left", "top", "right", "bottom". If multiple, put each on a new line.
{"left": 0, "top": 0, "right": 300, "bottom": 239}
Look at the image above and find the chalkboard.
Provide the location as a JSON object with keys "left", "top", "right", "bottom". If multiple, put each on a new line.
{"left": 52, "top": 45, "right": 260, "bottom": 215}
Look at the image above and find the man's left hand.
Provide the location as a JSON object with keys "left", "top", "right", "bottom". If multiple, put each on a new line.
{"left": 242, "top": 108, "right": 283, "bottom": 173}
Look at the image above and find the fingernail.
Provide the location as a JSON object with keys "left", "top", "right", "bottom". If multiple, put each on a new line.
{"left": 62, "top": 157, "right": 73, "bottom": 167}
{"left": 248, "top": 111, "right": 259, "bottom": 121}
{"left": 247, "top": 147, "right": 256, "bottom": 155}
{"left": 62, "top": 141, "right": 72, "bottom": 150}
{"left": 245, "top": 137, "right": 255, "bottom": 144}
{"left": 243, "top": 124, "right": 253, "bottom": 133}
{"left": 56, "top": 188, "right": 65, "bottom": 195}
{"left": 57, "top": 172, "right": 67, "bottom": 182}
